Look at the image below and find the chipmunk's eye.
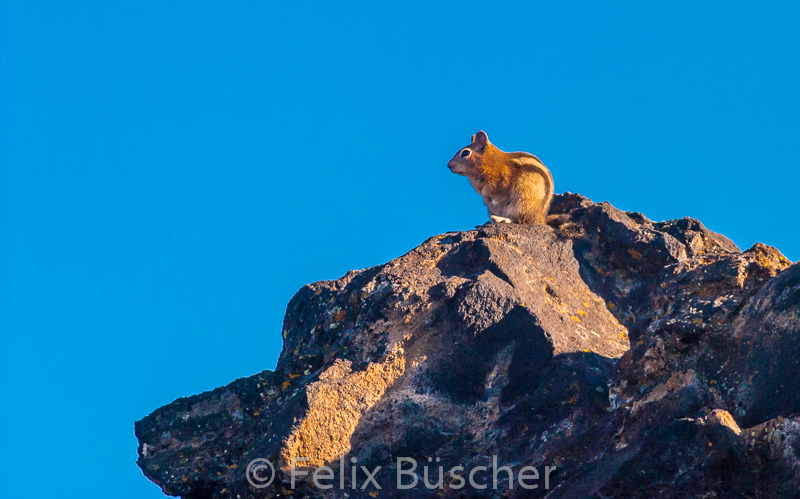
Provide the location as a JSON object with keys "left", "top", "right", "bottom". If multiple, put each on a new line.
{"left": 460, "top": 149, "right": 471, "bottom": 158}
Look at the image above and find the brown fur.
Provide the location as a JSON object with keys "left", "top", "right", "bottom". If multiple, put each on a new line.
{"left": 447, "top": 131, "right": 554, "bottom": 225}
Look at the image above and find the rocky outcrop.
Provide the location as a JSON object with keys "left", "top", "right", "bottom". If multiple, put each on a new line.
{"left": 135, "top": 193, "right": 800, "bottom": 498}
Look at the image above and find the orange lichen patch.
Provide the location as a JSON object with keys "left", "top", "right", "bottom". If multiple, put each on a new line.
{"left": 707, "top": 409, "right": 742, "bottom": 435}
{"left": 280, "top": 345, "right": 406, "bottom": 468}
{"left": 607, "top": 302, "right": 615, "bottom": 309}
{"left": 335, "top": 309, "right": 347, "bottom": 322}
{"left": 492, "top": 233, "right": 515, "bottom": 243}
{"left": 281, "top": 381, "right": 290, "bottom": 391}
{"left": 571, "top": 315, "right": 581, "bottom": 323}
{"left": 628, "top": 248, "right": 643, "bottom": 259}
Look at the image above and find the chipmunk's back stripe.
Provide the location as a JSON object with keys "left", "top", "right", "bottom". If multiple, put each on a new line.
{"left": 511, "top": 152, "right": 554, "bottom": 196}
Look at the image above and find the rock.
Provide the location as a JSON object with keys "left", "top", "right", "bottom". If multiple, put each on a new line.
{"left": 135, "top": 193, "right": 800, "bottom": 498}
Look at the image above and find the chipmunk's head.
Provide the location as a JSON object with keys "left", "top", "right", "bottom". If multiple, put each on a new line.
{"left": 448, "top": 131, "right": 491, "bottom": 179}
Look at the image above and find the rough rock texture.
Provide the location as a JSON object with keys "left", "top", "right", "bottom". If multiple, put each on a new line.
{"left": 135, "top": 193, "right": 800, "bottom": 498}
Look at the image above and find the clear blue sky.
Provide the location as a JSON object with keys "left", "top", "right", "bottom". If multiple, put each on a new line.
{"left": 1, "top": 2, "right": 798, "bottom": 497}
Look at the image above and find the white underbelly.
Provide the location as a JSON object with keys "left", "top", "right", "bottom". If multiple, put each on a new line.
{"left": 484, "top": 196, "right": 512, "bottom": 217}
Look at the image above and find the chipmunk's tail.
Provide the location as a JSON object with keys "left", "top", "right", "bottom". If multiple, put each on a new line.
{"left": 545, "top": 213, "right": 571, "bottom": 228}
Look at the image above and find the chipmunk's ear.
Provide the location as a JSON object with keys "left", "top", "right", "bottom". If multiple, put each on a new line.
{"left": 471, "top": 131, "right": 488, "bottom": 152}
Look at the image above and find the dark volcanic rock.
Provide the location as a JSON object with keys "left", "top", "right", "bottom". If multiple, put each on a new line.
{"left": 135, "top": 193, "right": 800, "bottom": 499}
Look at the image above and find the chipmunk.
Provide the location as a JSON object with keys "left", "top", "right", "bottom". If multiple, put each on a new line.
{"left": 448, "top": 131, "right": 554, "bottom": 225}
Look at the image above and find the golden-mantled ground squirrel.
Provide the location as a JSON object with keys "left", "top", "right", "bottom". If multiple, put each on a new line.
{"left": 448, "top": 131, "right": 554, "bottom": 225}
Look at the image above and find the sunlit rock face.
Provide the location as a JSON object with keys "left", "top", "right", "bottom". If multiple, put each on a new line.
{"left": 135, "top": 193, "right": 800, "bottom": 499}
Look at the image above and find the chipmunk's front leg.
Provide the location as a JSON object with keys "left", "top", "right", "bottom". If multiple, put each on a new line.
{"left": 490, "top": 215, "right": 513, "bottom": 224}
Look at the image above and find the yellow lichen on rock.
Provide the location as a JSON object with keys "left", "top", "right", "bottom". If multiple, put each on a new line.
{"left": 706, "top": 409, "right": 742, "bottom": 435}
{"left": 280, "top": 345, "right": 406, "bottom": 468}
